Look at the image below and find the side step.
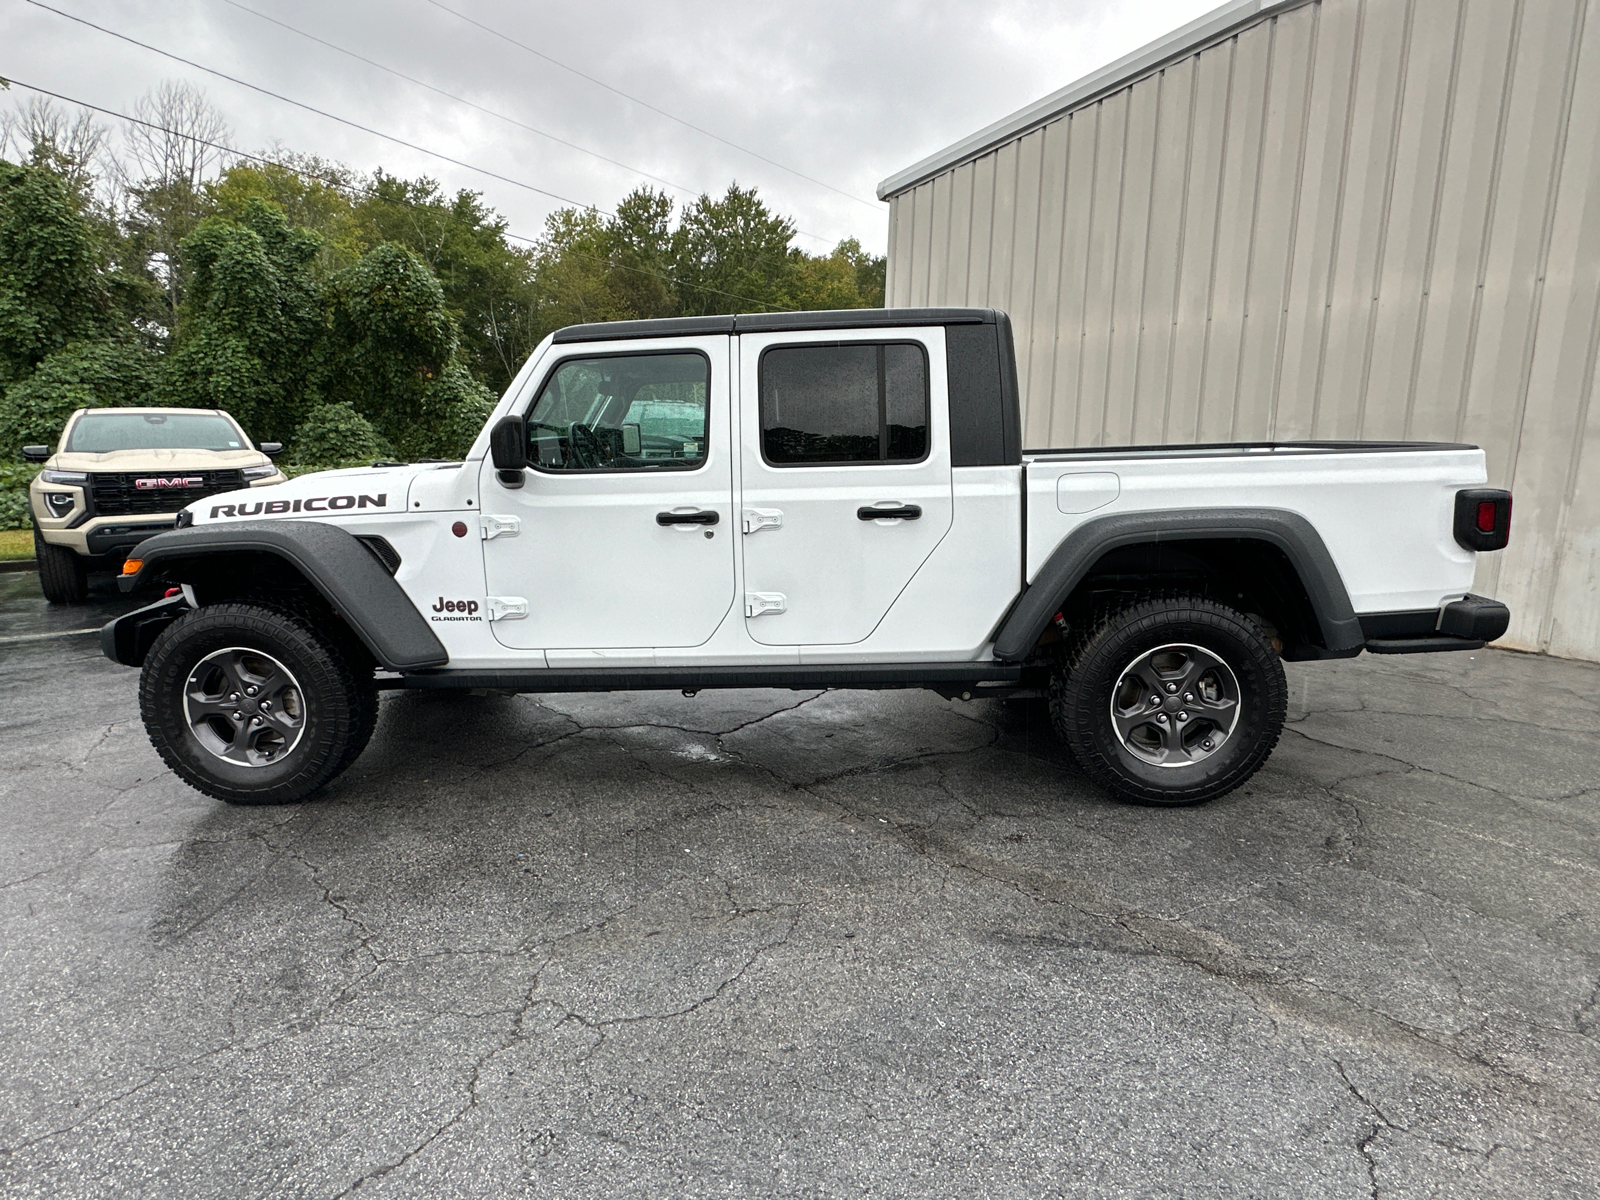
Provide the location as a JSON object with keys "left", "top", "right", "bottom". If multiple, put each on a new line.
{"left": 1365, "top": 636, "right": 1484, "bottom": 655}
{"left": 383, "top": 661, "right": 1025, "bottom": 696}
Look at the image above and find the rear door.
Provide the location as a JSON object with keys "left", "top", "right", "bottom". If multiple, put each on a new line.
{"left": 479, "top": 337, "right": 736, "bottom": 651}
{"left": 736, "top": 327, "right": 953, "bottom": 646}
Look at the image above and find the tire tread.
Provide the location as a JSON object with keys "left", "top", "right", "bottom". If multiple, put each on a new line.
{"left": 1049, "top": 594, "right": 1286, "bottom": 806}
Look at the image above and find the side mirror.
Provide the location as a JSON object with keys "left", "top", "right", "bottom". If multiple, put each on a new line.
{"left": 22, "top": 445, "right": 51, "bottom": 463}
{"left": 489, "top": 415, "right": 527, "bottom": 487}
{"left": 258, "top": 442, "right": 283, "bottom": 458}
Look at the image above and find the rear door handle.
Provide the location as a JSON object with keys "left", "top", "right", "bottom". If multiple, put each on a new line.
{"left": 857, "top": 504, "right": 922, "bottom": 521}
{"left": 656, "top": 509, "right": 720, "bottom": 526}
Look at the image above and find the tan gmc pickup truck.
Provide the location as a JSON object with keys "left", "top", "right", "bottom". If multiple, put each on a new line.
{"left": 23, "top": 407, "right": 286, "bottom": 603}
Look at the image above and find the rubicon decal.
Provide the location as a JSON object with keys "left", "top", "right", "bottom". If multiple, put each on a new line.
{"left": 137, "top": 476, "right": 203, "bottom": 490}
{"left": 209, "top": 493, "right": 387, "bottom": 518}
{"left": 431, "top": 597, "right": 482, "bottom": 622}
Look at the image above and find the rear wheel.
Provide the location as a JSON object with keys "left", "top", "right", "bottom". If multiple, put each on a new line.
{"left": 1050, "top": 596, "right": 1286, "bottom": 805}
{"left": 140, "top": 603, "right": 377, "bottom": 804}
{"left": 34, "top": 525, "right": 87, "bottom": 605}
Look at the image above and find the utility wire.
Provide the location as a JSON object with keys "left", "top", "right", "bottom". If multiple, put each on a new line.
{"left": 26, "top": 1, "right": 851, "bottom": 260}
{"left": 216, "top": 0, "right": 837, "bottom": 249}
{"left": 0, "top": 75, "right": 788, "bottom": 312}
{"left": 420, "top": 0, "right": 881, "bottom": 210}
{"left": 25, "top": 0, "right": 599, "bottom": 210}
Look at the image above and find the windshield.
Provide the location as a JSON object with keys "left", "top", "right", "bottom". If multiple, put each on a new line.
{"left": 66, "top": 412, "right": 247, "bottom": 453}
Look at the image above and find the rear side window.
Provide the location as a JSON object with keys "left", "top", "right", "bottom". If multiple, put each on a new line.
{"left": 525, "top": 351, "right": 709, "bottom": 472}
{"left": 759, "top": 343, "right": 928, "bottom": 466}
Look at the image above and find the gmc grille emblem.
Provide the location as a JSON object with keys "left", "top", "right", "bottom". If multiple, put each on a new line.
{"left": 134, "top": 476, "right": 204, "bottom": 490}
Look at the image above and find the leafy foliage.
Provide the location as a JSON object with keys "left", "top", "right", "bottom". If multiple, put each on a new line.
{"left": 0, "top": 160, "right": 109, "bottom": 384}
{"left": 154, "top": 200, "right": 325, "bottom": 443}
{"left": 287, "top": 400, "right": 390, "bottom": 470}
{"left": 0, "top": 336, "right": 159, "bottom": 453}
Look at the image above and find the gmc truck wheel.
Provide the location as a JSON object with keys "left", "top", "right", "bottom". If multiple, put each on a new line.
{"left": 34, "top": 525, "right": 88, "bottom": 605}
{"left": 139, "top": 603, "right": 378, "bottom": 805}
{"left": 1050, "top": 596, "right": 1287, "bottom": 806}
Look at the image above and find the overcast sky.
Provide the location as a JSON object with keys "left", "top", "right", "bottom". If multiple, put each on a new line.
{"left": 3, "top": 0, "right": 1220, "bottom": 255}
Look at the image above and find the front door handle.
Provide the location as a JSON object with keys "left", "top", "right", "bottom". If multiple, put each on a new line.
{"left": 857, "top": 504, "right": 922, "bottom": 521}
{"left": 656, "top": 509, "right": 720, "bottom": 526}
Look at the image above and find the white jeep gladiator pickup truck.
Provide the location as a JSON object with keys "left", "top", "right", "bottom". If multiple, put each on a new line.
{"left": 102, "top": 308, "right": 1512, "bottom": 808}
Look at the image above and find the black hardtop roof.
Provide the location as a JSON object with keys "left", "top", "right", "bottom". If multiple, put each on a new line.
{"left": 551, "top": 307, "right": 1005, "bottom": 344}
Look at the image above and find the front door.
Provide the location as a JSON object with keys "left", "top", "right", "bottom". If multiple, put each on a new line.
{"left": 737, "top": 328, "right": 953, "bottom": 646}
{"left": 480, "top": 337, "right": 736, "bottom": 651}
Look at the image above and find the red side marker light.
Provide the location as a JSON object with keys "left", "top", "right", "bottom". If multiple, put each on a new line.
{"left": 1476, "top": 501, "right": 1497, "bottom": 533}
{"left": 451, "top": 521, "right": 468, "bottom": 538}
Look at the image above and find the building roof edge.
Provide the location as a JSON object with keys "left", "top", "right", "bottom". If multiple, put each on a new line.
{"left": 877, "top": 0, "right": 1308, "bottom": 201}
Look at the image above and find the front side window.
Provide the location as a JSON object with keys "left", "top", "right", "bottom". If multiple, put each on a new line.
{"left": 760, "top": 342, "right": 929, "bottom": 466}
{"left": 67, "top": 411, "right": 246, "bottom": 453}
{"left": 526, "top": 352, "right": 709, "bottom": 471}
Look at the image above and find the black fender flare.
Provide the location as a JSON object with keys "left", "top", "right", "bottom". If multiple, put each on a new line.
{"left": 991, "top": 508, "right": 1365, "bottom": 661}
{"left": 113, "top": 520, "right": 449, "bottom": 671}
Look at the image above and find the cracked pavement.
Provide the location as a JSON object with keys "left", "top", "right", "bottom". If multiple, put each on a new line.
{"left": 1, "top": 570, "right": 1598, "bottom": 1198}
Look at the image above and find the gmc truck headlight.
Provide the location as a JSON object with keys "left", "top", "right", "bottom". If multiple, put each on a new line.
{"left": 44, "top": 492, "right": 75, "bottom": 517}
{"left": 242, "top": 464, "right": 279, "bottom": 481}
{"left": 40, "top": 469, "right": 88, "bottom": 485}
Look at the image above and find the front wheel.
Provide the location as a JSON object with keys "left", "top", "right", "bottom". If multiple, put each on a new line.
{"left": 34, "top": 526, "right": 88, "bottom": 604}
{"left": 140, "top": 603, "right": 377, "bottom": 805}
{"left": 1050, "top": 596, "right": 1287, "bottom": 806}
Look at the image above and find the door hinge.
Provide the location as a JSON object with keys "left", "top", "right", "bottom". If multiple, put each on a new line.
{"left": 745, "top": 592, "right": 787, "bottom": 618}
{"left": 742, "top": 507, "right": 784, "bottom": 534}
{"left": 481, "top": 514, "right": 521, "bottom": 540}
{"left": 486, "top": 596, "right": 528, "bottom": 621}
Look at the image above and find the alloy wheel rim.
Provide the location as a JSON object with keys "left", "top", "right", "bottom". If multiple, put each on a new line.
{"left": 182, "top": 647, "right": 306, "bottom": 767}
{"left": 1108, "top": 642, "right": 1242, "bottom": 768}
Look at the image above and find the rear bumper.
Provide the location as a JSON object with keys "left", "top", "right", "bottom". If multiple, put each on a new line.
{"left": 1362, "top": 594, "right": 1510, "bottom": 654}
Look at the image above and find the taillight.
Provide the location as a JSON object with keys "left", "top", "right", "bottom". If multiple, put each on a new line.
{"left": 1455, "top": 489, "right": 1511, "bottom": 551}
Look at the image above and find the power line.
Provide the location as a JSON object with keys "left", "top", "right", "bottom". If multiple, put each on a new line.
{"left": 0, "top": 76, "right": 789, "bottom": 312}
{"left": 25, "top": 0, "right": 600, "bottom": 211}
{"left": 420, "top": 0, "right": 882, "bottom": 211}
{"left": 215, "top": 0, "right": 839, "bottom": 249}
{"left": 25, "top": 1, "right": 851, "bottom": 262}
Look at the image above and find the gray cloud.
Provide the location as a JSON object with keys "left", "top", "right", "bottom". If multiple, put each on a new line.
{"left": 3, "top": 0, "right": 1219, "bottom": 253}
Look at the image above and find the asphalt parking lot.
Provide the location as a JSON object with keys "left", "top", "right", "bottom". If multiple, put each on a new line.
{"left": 1, "top": 567, "right": 1597, "bottom": 1199}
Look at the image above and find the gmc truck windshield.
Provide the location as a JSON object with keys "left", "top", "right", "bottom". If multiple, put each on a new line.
{"left": 68, "top": 412, "right": 244, "bottom": 453}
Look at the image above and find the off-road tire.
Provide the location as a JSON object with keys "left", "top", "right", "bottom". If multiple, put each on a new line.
{"left": 241, "top": 595, "right": 380, "bottom": 778}
{"left": 1050, "top": 595, "right": 1286, "bottom": 806}
{"left": 34, "top": 525, "right": 88, "bottom": 605}
{"left": 140, "top": 603, "right": 377, "bottom": 805}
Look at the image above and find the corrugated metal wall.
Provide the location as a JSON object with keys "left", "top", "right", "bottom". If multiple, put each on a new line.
{"left": 885, "top": 0, "right": 1600, "bottom": 662}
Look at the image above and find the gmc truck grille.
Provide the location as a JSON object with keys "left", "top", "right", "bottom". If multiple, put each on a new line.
{"left": 89, "top": 470, "right": 249, "bottom": 516}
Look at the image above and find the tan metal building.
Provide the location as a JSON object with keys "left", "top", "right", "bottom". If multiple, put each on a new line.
{"left": 879, "top": 0, "right": 1600, "bottom": 662}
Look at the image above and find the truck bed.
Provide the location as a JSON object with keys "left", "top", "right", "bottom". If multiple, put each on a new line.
{"left": 1021, "top": 440, "right": 1486, "bottom": 618}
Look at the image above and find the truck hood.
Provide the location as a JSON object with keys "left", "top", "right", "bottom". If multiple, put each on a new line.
{"left": 48, "top": 447, "right": 277, "bottom": 472}
{"left": 184, "top": 463, "right": 429, "bottom": 525}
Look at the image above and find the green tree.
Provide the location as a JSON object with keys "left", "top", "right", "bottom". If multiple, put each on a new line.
{"left": 602, "top": 187, "right": 677, "bottom": 319}
{"left": 670, "top": 184, "right": 800, "bottom": 316}
{"left": 0, "top": 159, "right": 110, "bottom": 384}
{"left": 156, "top": 199, "right": 324, "bottom": 443}
{"left": 325, "top": 240, "right": 491, "bottom": 458}
{"left": 355, "top": 172, "right": 539, "bottom": 393}
{"left": 0, "top": 336, "right": 159, "bottom": 453}
{"left": 287, "top": 400, "right": 390, "bottom": 469}
{"left": 208, "top": 157, "right": 367, "bottom": 274}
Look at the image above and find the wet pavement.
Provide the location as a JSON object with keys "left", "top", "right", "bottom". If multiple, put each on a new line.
{"left": 1, "top": 567, "right": 1598, "bottom": 1198}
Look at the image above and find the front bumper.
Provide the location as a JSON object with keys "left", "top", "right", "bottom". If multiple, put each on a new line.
{"left": 1362, "top": 594, "right": 1511, "bottom": 654}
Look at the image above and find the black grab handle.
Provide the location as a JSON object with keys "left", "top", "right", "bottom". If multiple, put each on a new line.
{"left": 656, "top": 510, "right": 720, "bottom": 526}
{"left": 857, "top": 505, "right": 922, "bottom": 521}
